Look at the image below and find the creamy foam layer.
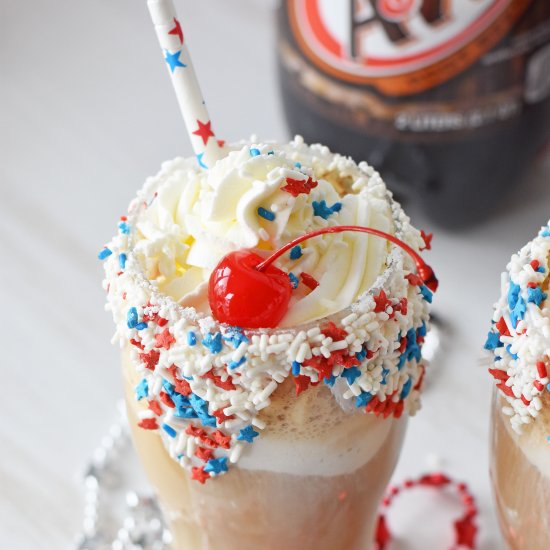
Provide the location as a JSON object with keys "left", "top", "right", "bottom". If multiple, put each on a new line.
{"left": 133, "top": 137, "right": 393, "bottom": 327}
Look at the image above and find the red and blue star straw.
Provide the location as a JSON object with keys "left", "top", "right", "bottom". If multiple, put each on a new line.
{"left": 147, "top": 0, "right": 223, "bottom": 169}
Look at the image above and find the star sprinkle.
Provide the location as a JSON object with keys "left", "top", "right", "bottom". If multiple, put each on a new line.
{"left": 135, "top": 379, "right": 149, "bottom": 401}
{"left": 356, "top": 391, "right": 373, "bottom": 408}
{"left": 138, "top": 418, "right": 158, "bottom": 430}
{"left": 195, "top": 446, "right": 214, "bottom": 462}
{"left": 211, "top": 430, "right": 231, "bottom": 449}
{"left": 191, "top": 466, "right": 210, "bottom": 484}
{"left": 204, "top": 457, "right": 228, "bottom": 475}
{"left": 148, "top": 400, "right": 162, "bottom": 416}
{"left": 139, "top": 350, "right": 160, "bottom": 371}
{"left": 341, "top": 366, "right": 361, "bottom": 385}
{"left": 127, "top": 307, "right": 139, "bottom": 329}
{"left": 212, "top": 408, "right": 235, "bottom": 424}
{"left": 373, "top": 290, "right": 390, "bottom": 313}
{"left": 202, "top": 332, "right": 223, "bottom": 354}
{"left": 202, "top": 370, "right": 236, "bottom": 391}
{"left": 237, "top": 426, "right": 259, "bottom": 443}
{"left": 312, "top": 200, "right": 342, "bottom": 219}
{"left": 192, "top": 119, "right": 215, "bottom": 146}
{"left": 154, "top": 328, "right": 175, "bottom": 350}
{"left": 304, "top": 356, "right": 332, "bottom": 382}
{"left": 168, "top": 17, "right": 184, "bottom": 44}
{"left": 527, "top": 286, "right": 547, "bottom": 306}
{"left": 294, "top": 375, "right": 310, "bottom": 396}
{"left": 484, "top": 331, "right": 502, "bottom": 351}
{"left": 164, "top": 49, "right": 186, "bottom": 72}
{"left": 281, "top": 176, "right": 318, "bottom": 197}
{"left": 419, "top": 230, "right": 432, "bottom": 251}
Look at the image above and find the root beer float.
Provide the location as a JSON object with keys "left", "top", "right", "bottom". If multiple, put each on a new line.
{"left": 99, "top": 2, "right": 437, "bottom": 548}
{"left": 485, "top": 222, "right": 550, "bottom": 549}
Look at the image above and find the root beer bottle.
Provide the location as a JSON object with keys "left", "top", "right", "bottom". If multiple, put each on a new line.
{"left": 277, "top": 1, "right": 550, "bottom": 228}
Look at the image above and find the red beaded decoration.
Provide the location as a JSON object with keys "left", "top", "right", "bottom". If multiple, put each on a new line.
{"left": 375, "top": 472, "right": 478, "bottom": 549}
{"left": 208, "top": 225, "right": 437, "bottom": 328}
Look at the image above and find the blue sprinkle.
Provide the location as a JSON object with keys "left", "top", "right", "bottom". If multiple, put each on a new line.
{"left": 135, "top": 379, "right": 148, "bottom": 400}
{"left": 223, "top": 327, "right": 249, "bottom": 348}
{"left": 539, "top": 228, "right": 550, "bottom": 237}
{"left": 419, "top": 285, "right": 433, "bottom": 303}
{"left": 135, "top": 322, "right": 148, "bottom": 331}
{"left": 118, "top": 221, "right": 130, "bottom": 234}
{"left": 510, "top": 296, "right": 526, "bottom": 328}
{"left": 289, "top": 273, "right": 299, "bottom": 289}
{"left": 418, "top": 322, "right": 428, "bottom": 338}
{"left": 507, "top": 281, "right": 521, "bottom": 311}
{"left": 537, "top": 266, "right": 546, "bottom": 273}
{"left": 292, "top": 361, "right": 301, "bottom": 376}
{"left": 381, "top": 368, "right": 390, "bottom": 385}
{"left": 355, "top": 391, "right": 372, "bottom": 408}
{"left": 237, "top": 426, "right": 259, "bottom": 443}
{"left": 397, "top": 354, "right": 407, "bottom": 370}
{"left": 189, "top": 394, "right": 217, "bottom": 427}
{"left": 162, "top": 379, "right": 175, "bottom": 395}
{"left": 506, "top": 344, "right": 518, "bottom": 360}
{"left": 250, "top": 148, "right": 261, "bottom": 157}
{"left": 172, "top": 393, "right": 190, "bottom": 409}
{"left": 119, "top": 253, "right": 127, "bottom": 269}
{"left": 312, "top": 200, "right": 341, "bottom": 220}
{"left": 341, "top": 366, "right": 361, "bottom": 385}
{"left": 356, "top": 348, "right": 367, "bottom": 362}
{"left": 547, "top": 383, "right": 550, "bottom": 392}
{"left": 547, "top": 436, "right": 550, "bottom": 442}
{"left": 127, "top": 307, "right": 138, "bottom": 329}
{"left": 174, "top": 408, "right": 198, "bottom": 419}
{"left": 188, "top": 331, "right": 197, "bottom": 346}
{"left": 228, "top": 356, "right": 246, "bottom": 370}
{"left": 405, "top": 328, "right": 422, "bottom": 362}
{"left": 400, "top": 378, "right": 412, "bottom": 399}
{"left": 267, "top": 150, "right": 275, "bottom": 155}
{"left": 98, "top": 248, "right": 112, "bottom": 260}
{"left": 294, "top": 162, "right": 302, "bottom": 168}
{"left": 202, "top": 332, "right": 223, "bottom": 354}
{"left": 484, "top": 331, "right": 502, "bottom": 351}
{"left": 527, "top": 286, "right": 547, "bottom": 307}
{"left": 324, "top": 374, "right": 336, "bottom": 387}
{"left": 290, "top": 245, "right": 303, "bottom": 260}
{"left": 162, "top": 423, "right": 177, "bottom": 438}
{"left": 257, "top": 207, "right": 275, "bottom": 221}
{"left": 204, "top": 457, "right": 228, "bottom": 474}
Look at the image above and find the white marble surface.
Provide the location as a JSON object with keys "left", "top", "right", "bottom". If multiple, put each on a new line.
{"left": 1, "top": 1, "right": 549, "bottom": 548}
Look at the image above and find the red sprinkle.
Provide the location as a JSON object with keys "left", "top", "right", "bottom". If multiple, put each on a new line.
{"left": 488, "top": 368, "right": 509, "bottom": 382}
{"left": 202, "top": 370, "right": 236, "bottom": 391}
{"left": 521, "top": 395, "right": 531, "bottom": 406}
{"left": 530, "top": 259, "right": 540, "bottom": 271}
{"left": 154, "top": 328, "right": 176, "bottom": 350}
{"left": 496, "top": 382, "right": 515, "bottom": 398}
{"left": 148, "top": 400, "right": 162, "bottom": 416}
{"left": 130, "top": 338, "right": 145, "bottom": 350}
{"left": 303, "top": 356, "right": 333, "bottom": 382}
{"left": 212, "top": 408, "right": 235, "bottom": 424}
{"left": 186, "top": 425, "right": 206, "bottom": 438}
{"left": 195, "top": 446, "right": 214, "bottom": 462}
{"left": 420, "top": 230, "right": 433, "bottom": 251}
{"left": 138, "top": 418, "right": 158, "bottom": 430}
{"left": 373, "top": 289, "right": 390, "bottom": 313}
{"left": 168, "top": 365, "right": 192, "bottom": 396}
{"left": 159, "top": 391, "right": 175, "bottom": 408}
{"left": 294, "top": 375, "right": 310, "bottom": 396}
{"left": 211, "top": 430, "right": 231, "bottom": 449}
{"left": 139, "top": 349, "right": 160, "bottom": 371}
{"left": 191, "top": 466, "right": 209, "bottom": 484}
{"left": 281, "top": 176, "right": 318, "bottom": 197}
{"left": 534, "top": 380, "right": 544, "bottom": 392}
{"left": 405, "top": 273, "right": 423, "bottom": 286}
{"left": 536, "top": 361, "right": 548, "bottom": 379}
{"left": 496, "top": 317, "right": 511, "bottom": 337}
{"left": 300, "top": 272, "right": 319, "bottom": 290}
{"left": 322, "top": 321, "right": 348, "bottom": 341}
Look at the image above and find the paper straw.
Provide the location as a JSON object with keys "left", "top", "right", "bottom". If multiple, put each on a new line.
{"left": 147, "top": 0, "right": 223, "bottom": 169}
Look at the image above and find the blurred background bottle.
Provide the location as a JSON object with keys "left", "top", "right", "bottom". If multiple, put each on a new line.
{"left": 277, "top": 1, "right": 550, "bottom": 228}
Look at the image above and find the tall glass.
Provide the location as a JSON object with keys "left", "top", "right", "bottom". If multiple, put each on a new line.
{"left": 490, "top": 390, "right": 550, "bottom": 549}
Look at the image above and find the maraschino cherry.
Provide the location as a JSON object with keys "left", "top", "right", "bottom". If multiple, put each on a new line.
{"left": 208, "top": 225, "right": 437, "bottom": 329}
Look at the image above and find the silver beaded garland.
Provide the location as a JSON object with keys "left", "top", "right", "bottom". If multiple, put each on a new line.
{"left": 75, "top": 403, "right": 171, "bottom": 550}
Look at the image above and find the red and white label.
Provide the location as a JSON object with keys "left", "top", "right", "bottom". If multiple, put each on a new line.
{"left": 290, "top": 0, "right": 513, "bottom": 78}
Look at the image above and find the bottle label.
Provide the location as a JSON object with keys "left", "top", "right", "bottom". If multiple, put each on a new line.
{"left": 283, "top": 0, "right": 550, "bottom": 137}
{"left": 288, "top": 0, "right": 532, "bottom": 94}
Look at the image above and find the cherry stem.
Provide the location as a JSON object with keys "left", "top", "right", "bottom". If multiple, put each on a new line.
{"left": 256, "top": 225, "right": 438, "bottom": 292}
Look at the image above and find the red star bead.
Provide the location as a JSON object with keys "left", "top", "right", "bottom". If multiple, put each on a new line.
{"left": 211, "top": 430, "right": 231, "bottom": 449}
{"left": 322, "top": 321, "right": 347, "bottom": 341}
{"left": 168, "top": 18, "right": 184, "bottom": 44}
{"left": 191, "top": 466, "right": 210, "bottom": 484}
{"left": 303, "top": 356, "right": 333, "bottom": 382}
{"left": 202, "top": 370, "right": 236, "bottom": 391}
{"left": 195, "top": 446, "right": 214, "bottom": 462}
{"left": 185, "top": 424, "right": 206, "bottom": 438}
{"left": 420, "top": 230, "right": 433, "bottom": 251}
{"left": 168, "top": 365, "right": 192, "bottom": 396}
{"left": 148, "top": 400, "right": 162, "bottom": 416}
{"left": 192, "top": 119, "right": 215, "bottom": 146}
{"left": 139, "top": 349, "right": 160, "bottom": 371}
{"left": 212, "top": 408, "right": 235, "bottom": 424}
{"left": 373, "top": 290, "right": 390, "bottom": 313}
{"left": 281, "top": 176, "right": 318, "bottom": 197}
{"left": 154, "top": 328, "right": 175, "bottom": 350}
